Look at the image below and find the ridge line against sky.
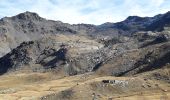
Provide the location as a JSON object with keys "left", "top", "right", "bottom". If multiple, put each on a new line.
{"left": 0, "top": 0, "right": 170, "bottom": 25}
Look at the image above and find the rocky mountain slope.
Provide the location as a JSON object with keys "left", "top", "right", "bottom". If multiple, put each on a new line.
{"left": 0, "top": 11, "right": 170, "bottom": 75}
{"left": 1, "top": 11, "right": 170, "bottom": 57}
{"left": 0, "top": 11, "right": 95, "bottom": 57}
{"left": 97, "top": 11, "right": 170, "bottom": 35}
{"left": 0, "top": 11, "right": 170, "bottom": 99}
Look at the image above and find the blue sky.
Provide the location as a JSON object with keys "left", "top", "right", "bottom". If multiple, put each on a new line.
{"left": 0, "top": 0, "right": 170, "bottom": 25}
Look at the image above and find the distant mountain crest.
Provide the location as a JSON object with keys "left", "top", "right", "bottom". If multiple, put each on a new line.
{"left": 125, "top": 16, "right": 147, "bottom": 22}
{"left": 11, "top": 11, "right": 43, "bottom": 21}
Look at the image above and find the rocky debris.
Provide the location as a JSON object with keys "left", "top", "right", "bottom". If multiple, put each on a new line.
{"left": 154, "top": 34, "right": 169, "bottom": 42}
{"left": 133, "top": 31, "right": 157, "bottom": 42}
{"left": 0, "top": 88, "right": 18, "bottom": 94}
{"left": 64, "top": 47, "right": 116, "bottom": 75}
{"left": 140, "top": 34, "right": 169, "bottom": 48}
{"left": 101, "top": 36, "right": 125, "bottom": 47}
{"left": 102, "top": 80, "right": 128, "bottom": 87}
{"left": 91, "top": 93, "right": 101, "bottom": 100}
{"left": 153, "top": 73, "right": 170, "bottom": 82}
{"left": 41, "top": 89, "right": 74, "bottom": 100}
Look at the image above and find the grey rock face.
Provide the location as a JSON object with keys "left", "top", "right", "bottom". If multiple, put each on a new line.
{"left": 1, "top": 11, "right": 170, "bottom": 76}
{"left": 0, "top": 11, "right": 92, "bottom": 57}
{"left": 1, "top": 11, "right": 170, "bottom": 57}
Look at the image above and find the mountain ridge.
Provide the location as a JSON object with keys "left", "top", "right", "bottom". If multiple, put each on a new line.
{"left": 0, "top": 11, "right": 170, "bottom": 76}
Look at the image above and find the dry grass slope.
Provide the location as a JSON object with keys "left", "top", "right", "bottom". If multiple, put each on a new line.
{"left": 0, "top": 70, "right": 169, "bottom": 100}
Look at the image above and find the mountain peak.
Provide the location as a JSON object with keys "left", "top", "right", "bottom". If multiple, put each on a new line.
{"left": 125, "top": 16, "right": 147, "bottom": 22}
{"left": 12, "top": 11, "right": 43, "bottom": 21}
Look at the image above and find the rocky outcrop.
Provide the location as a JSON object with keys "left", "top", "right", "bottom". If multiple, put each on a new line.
{"left": 0, "top": 39, "right": 59, "bottom": 74}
